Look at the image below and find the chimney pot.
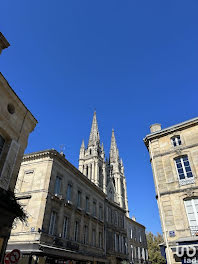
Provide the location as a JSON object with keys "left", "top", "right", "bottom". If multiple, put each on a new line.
{"left": 150, "top": 123, "right": 161, "bottom": 133}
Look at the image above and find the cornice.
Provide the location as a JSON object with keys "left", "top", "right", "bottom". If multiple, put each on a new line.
{"left": 144, "top": 117, "right": 198, "bottom": 149}
{"left": 151, "top": 142, "right": 198, "bottom": 160}
{"left": 126, "top": 216, "right": 146, "bottom": 229}
{"left": 23, "top": 149, "right": 106, "bottom": 198}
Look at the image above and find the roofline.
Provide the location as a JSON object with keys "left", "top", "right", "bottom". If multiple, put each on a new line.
{"left": 126, "top": 216, "right": 146, "bottom": 229}
{"left": 0, "top": 32, "right": 10, "bottom": 50}
{"left": 144, "top": 117, "right": 198, "bottom": 149}
{"left": 0, "top": 72, "right": 38, "bottom": 124}
{"left": 22, "top": 149, "right": 106, "bottom": 197}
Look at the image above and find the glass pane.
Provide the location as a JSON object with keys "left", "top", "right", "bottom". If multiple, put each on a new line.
{"left": 187, "top": 172, "right": 193, "bottom": 178}
{"left": 179, "top": 173, "right": 185, "bottom": 180}
{"left": 178, "top": 168, "right": 184, "bottom": 174}
{"left": 185, "top": 166, "right": 191, "bottom": 172}
{"left": 183, "top": 156, "right": 188, "bottom": 161}
{"left": 176, "top": 163, "right": 182, "bottom": 168}
{"left": 184, "top": 161, "right": 190, "bottom": 167}
{"left": 175, "top": 158, "right": 181, "bottom": 164}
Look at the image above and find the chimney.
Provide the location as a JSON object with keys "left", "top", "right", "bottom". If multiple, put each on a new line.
{"left": 150, "top": 123, "right": 161, "bottom": 133}
{"left": 132, "top": 216, "right": 136, "bottom": 221}
{"left": 0, "top": 33, "right": 10, "bottom": 54}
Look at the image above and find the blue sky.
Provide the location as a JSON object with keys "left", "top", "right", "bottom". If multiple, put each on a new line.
{"left": 1, "top": 0, "right": 198, "bottom": 234}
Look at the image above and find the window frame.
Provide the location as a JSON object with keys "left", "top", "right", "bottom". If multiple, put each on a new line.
{"left": 77, "top": 190, "right": 81, "bottom": 208}
{"left": 74, "top": 221, "right": 79, "bottom": 242}
{"left": 49, "top": 211, "right": 57, "bottom": 235}
{"left": 174, "top": 155, "right": 194, "bottom": 185}
{"left": 54, "top": 176, "right": 62, "bottom": 195}
{"left": 66, "top": 183, "right": 72, "bottom": 202}
{"left": 62, "top": 216, "right": 68, "bottom": 239}
{"left": 171, "top": 135, "right": 182, "bottom": 147}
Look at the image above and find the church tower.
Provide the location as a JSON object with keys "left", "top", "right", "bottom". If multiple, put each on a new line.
{"left": 79, "top": 112, "right": 129, "bottom": 215}
{"left": 79, "top": 111, "right": 107, "bottom": 193}
{"left": 107, "top": 129, "right": 129, "bottom": 216}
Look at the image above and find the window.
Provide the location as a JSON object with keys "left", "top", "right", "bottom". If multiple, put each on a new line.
{"left": 93, "top": 201, "right": 97, "bottom": 217}
{"left": 140, "top": 233, "right": 142, "bottom": 243}
{"left": 175, "top": 156, "right": 194, "bottom": 184}
{"left": 99, "top": 231, "right": 102, "bottom": 248}
{"left": 114, "top": 211, "right": 118, "bottom": 225}
{"left": 83, "top": 225, "right": 88, "bottom": 244}
{"left": 66, "top": 184, "right": 72, "bottom": 201}
{"left": 131, "top": 245, "right": 133, "bottom": 260}
{"left": 171, "top": 136, "right": 182, "bottom": 147}
{"left": 130, "top": 228, "right": 133, "bottom": 239}
{"left": 92, "top": 229, "right": 96, "bottom": 246}
{"left": 74, "top": 221, "right": 79, "bottom": 241}
{"left": 85, "top": 196, "right": 89, "bottom": 212}
{"left": 123, "top": 237, "right": 127, "bottom": 254}
{"left": 138, "top": 247, "right": 141, "bottom": 260}
{"left": 99, "top": 205, "right": 103, "bottom": 220}
{"left": 54, "top": 176, "right": 61, "bottom": 195}
{"left": 49, "top": 211, "right": 56, "bottom": 235}
{"left": 62, "top": 217, "right": 68, "bottom": 239}
{"left": 0, "top": 135, "right": 5, "bottom": 156}
{"left": 184, "top": 199, "right": 198, "bottom": 235}
{"left": 108, "top": 207, "right": 111, "bottom": 222}
{"left": 114, "top": 233, "right": 117, "bottom": 251}
{"left": 77, "top": 191, "right": 81, "bottom": 208}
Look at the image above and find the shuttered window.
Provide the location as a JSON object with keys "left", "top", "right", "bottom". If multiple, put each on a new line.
{"left": 184, "top": 199, "right": 198, "bottom": 235}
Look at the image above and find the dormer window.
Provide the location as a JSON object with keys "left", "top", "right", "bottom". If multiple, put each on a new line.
{"left": 171, "top": 136, "right": 181, "bottom": 147}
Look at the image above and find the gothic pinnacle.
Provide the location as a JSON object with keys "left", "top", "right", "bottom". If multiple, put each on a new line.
{"left": 81, "top": 139, "right": 85, "bottom": 149}
{"left": 88, "top": 111, "right": 100, "bottom": 146}
{"left": 110, "top": 129, "right": 119, "bottom": 162}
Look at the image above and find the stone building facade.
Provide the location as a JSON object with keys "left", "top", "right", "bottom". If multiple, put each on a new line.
{"left": 8, "top": 150, "right": 128, "bottom": 264}
{"left": 126, "top": 218, "right": 148, "bottom": 264}
{"left": 0, "top": 34, "right": 37, "bottom": 263}
{"left": 144, "top": 118, "right": 198, "bottom": 264}
{"left": 8, "top": 112, "right": 147, "bottom": 264}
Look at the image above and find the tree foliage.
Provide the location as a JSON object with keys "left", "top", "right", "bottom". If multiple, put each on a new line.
{"left": 146, "top": 232, "right": 166, "bottom": 264}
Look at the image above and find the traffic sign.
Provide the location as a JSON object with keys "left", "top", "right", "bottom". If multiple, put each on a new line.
{"left": 8, "top": 250, "right": 21, "bottom": 264}
{"left": 4, "top": 253, "right": 10, "bottom": 264}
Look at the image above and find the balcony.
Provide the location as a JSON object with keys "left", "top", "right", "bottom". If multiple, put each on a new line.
{"left": 179, "top": 178, "right": 195, "bottom": 186}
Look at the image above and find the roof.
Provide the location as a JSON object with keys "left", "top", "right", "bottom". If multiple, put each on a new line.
{"left": 126, "top": 216, "right": 146, "bottom": 229}
{"left": 144, "top": 117, "right": 198, "bottom": 149}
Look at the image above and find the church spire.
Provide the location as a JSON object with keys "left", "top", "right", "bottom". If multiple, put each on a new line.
{"left": 81, "top": 139, "right": 85, "bottom": 149}
{"left": 88, "top": 111, "right": 100, "bottom": 146}
{"left": 110, "top": 129, "right": 119, "bottom": 163}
